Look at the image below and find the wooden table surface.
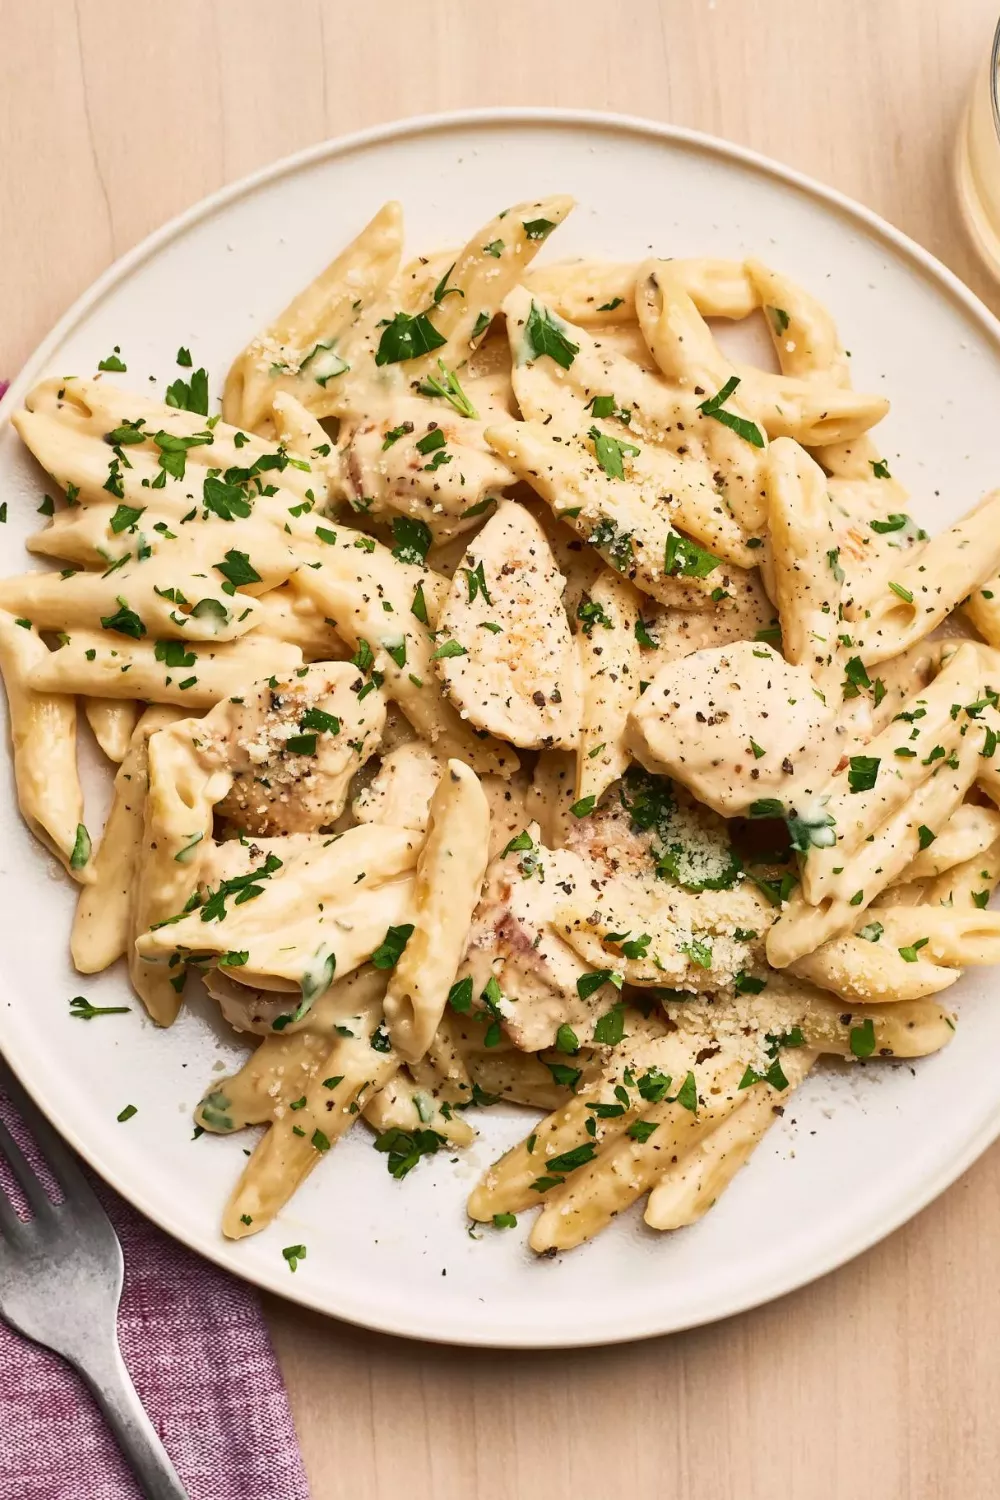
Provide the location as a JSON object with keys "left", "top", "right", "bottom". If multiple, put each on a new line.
{"left": 3, "top": 2, "right": 1000, "bottom": 1495}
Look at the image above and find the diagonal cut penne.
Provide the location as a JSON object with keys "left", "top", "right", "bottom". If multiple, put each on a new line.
{"left": 644, "top": 1047, "right": 818, "bottom": 1231}
{"left": 501, "top": 282, "right": 763, "bottom": 549}
{"left": 575, "top": 568, "right": 642, "bottom": 802}
{"left": 84, "top": 697, "right": 140, "bottom": 762}
{"left": 766, "top": 436, "right": 847, "bottom": 694}
{"left": 636, "top": 259, "right": 889, "bottom": 447}
{"left": 485, "top": 419, "right": 752, "bottom": 609}
{"left": 223, "top": 201, "right": 405, "bottom": 434}
{"left": 0, "top": 611, "right": 88, "bottom": 880}
{"left": 852, "top": 489, "right": 1000, "bottom": 661}
{"left": 72, "top": 705, "right": 186, "bottom": 973}
{"left": 383, "top": 760, "right": 490, "bottom": 1063}
{"left": 25, "top": 629, "right": 303, "bottom": 707}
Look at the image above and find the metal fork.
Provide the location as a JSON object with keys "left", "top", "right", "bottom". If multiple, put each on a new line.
{"left": 0, "top": 1058, "right": 189, "bottom": 1499}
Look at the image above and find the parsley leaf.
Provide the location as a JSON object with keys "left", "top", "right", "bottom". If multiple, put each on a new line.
{"left": 698, "top": 375, "right": 764, "bottom": 447}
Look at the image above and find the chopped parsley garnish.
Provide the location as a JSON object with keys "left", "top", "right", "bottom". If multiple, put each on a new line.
{"left": 370, "top": 1023, "right": 392, "bottom": 1053}
{"left": 588, "top": 515, "right": 636, "bottom": 573}
{"left": 577, "top": 969, "right": 621, "bottom": 1001}
{"left": 165, "top": 367, "right": 209, "bottom": 415}
{"left": 593, "top": 1004, "right": 626, "bottom": 1045}
{"left": 371, "top": 923, "right": 415, "bottom": 970}
{"left": 375, "top": 310, "right": 447, "bottom": 365}
{"left": 284, "top": 733, "right": 317, "bottom": 755}
{"left": 555, "top": 1023, "right": 580, "bottom": 1054}
{"left": 299, "top": 706, "right": 340, "bottom": 734}
{"left": 698, "top": 375, "right": 764, "bottom": 447}
{"left": 888, "top": 581, "right": 914, "bottom": 603}
{"left": 898, "top": 938, "right": 929, "bottom": 963}
{"left": 109, "top": 503, "right": 145, "bottom": 534}
{"left": 848, "top": 755, "right": 880, "bottom": 793}
{"left": 637, "top": 1067, "right": 672, "bottom": 1103}
{"left": 447, "top": 976, "right": 473, "bottom": 1014}
{"left": 545, "top": 1062, "right": 582, "bottom": 1091}
{"left": 598, "top": 297, "right": 624, "bottom": 312}
{"left": 463, "top": 560, "right": 492, "bottom": 605}
{"left": 628, "top": 1120, "right": 659, "bottom": 1143}
{"left": 842, "top": 656, "right": 872, "bottom": 698}
{"left": 382, "top": 421, "right": 414, "bottom": 450}
{"left": 415, "top": 426, "right": 447, "bottom": 457}
{"left": 411, "top": 582, "right": 429, "bottom": 624}
{"left": 98, "top": 349, "right": 127, "bottom": 372}
{"left": 374, "top": 1127, "right": 445, "bottom": 1179}
{"left": 100, "top": 599, "right": 146, "bottom": 639}
{"left": 672, "top": 1072, "right": 698, "bottom": 1112}
{"left": 569, "top": 795, "right": 596, "bottom": 818}
{"left": 588, "top": 425, "right": 640, "bottom": 480}
{"left": 214, "top": 549, "right": 261, "bottom": 588}
{"left": 680, "top": 936, "right": 713, "bottom": 969}
{"left": 282, "top": 1244, "right": 307, "bottom": 1272}
{"left": 870, "top": 458, "right": 892, "bottom": 479}
{"left": 849, "top": 1018, "right": 877, "bottom": 1057}
{"left": 663, "top": 531, "right": 721, "bottom": 579}
{"left": 870, "top": 513, "right": 909, "bottom": 533}
{"left": 417, "top": 360, "right": 479, "bottom": 419}
{"left": 523, "top": 302, "right": 579, "bottom": 369}
{"left": 523, "top": 217, "right": 557, "bottom": 240}
{"left": 391, "top": 515, "right": 432, "bottom": 566}
{"left": 577, "top": 596, "right": 612, "bottom": 635}
{"left": 155, "top": 639, "right": 196, "bottom": 669}
{"left": 116, "top": 1104, "right": 137, "bottom": 1122}
{"left": 432, "top": 639, "right": 467, "bottom": 660}
{"left": 70, "top": 995, "right": 130, "bottom": 1020}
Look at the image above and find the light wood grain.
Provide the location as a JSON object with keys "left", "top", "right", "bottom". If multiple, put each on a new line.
{"left": 3, "top": 2, "right": 1000, "bottom": 1496}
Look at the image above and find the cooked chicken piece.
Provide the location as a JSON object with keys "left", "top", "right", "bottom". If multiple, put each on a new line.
{"left": 555, "top": 872, "right": 774, "bottom": 993}
{"left": 459, "top": 832, "right": 614, "bottom": 1051}
{"left": 205, "top": 661, "right": 385, "bottom": 835}
{"left": 564, "top": 769, "right": 745, "bottom": 901}
{"left": 628, "top": 640, "right": 846, "bottom": 820}
{"left": 435, "top": 499, "right": 583, "bottom": 749}
{"left": 342, "top": 398, "right": 514, "bottom": 542}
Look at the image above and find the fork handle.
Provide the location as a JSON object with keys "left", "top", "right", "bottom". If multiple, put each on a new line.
{"left": 74, "top": 1342, "right": 189, "bottom": 1500}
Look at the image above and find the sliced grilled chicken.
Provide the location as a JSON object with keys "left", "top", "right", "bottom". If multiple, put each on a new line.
{"left": 208, "top": 661, "right": 386, "bottom": 835}
{"left": 434, "top": 499, "right": 583, "bottom": 749}
{"left": 627, "top": 640, "right": 845, "bottom": 819}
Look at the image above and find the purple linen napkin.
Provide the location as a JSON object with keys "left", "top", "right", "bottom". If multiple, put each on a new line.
{"left": 0, "top": 1086, "right": 311, "bottom": 1500}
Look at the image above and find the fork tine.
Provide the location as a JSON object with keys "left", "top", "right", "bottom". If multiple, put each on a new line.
{"left": 0, "top": 1058, "right": 94, "bottom": 1206}
{"left": 0, "top": 1173, "right": 29, "bottom": 1244}
{"left": 0, "top": 1106, "right": 57, "bottom": 1222}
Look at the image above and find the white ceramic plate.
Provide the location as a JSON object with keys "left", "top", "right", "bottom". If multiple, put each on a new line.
{"left": 3, "top": 109, "right": 1000, "bottom": 1349}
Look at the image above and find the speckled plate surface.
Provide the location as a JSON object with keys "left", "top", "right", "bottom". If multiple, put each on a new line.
{"left": 2, "top": 110, "right": 999, "bottom": 1347}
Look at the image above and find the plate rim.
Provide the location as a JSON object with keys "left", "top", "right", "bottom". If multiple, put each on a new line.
{"left": 3, "top": 105, "right": 1000, "bottom": 1349}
